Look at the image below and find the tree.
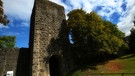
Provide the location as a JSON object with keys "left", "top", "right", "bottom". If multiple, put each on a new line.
{"left": 128, "top": 28, "right": 135, "bottom": 52}
{"left": 0, "top": 35, "right": 16, "bottom": 48}
{"left": 133, "top": 17, "right": 135, "bottom": 25}
{"left": 0, "top": 0, "right": 9, "bottom": 25}
{"left": 66, "top": 9, "right": 126, "bottom": 64}
{"left": 128, "top": 17, "right": 135, "bottom": 53}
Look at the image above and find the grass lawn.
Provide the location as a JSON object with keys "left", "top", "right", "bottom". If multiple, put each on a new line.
{"left": 68, "top": 54, "right": 135, "bottom": 76}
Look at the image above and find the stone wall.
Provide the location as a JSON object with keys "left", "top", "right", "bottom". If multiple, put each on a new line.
{"left": 16, "top": 48, "right": 30, "bottom": 76}
{"left": 0, "top": 48, "right": 19, "bottom": 76}
{"left": 0, "top": 0, "right": 78, "bottom": 76}
{"left": 0, "top": 48, "right": 30, "bottom": 76}
{"left": 30, "top": 0, "right": 66, "bottom": 76}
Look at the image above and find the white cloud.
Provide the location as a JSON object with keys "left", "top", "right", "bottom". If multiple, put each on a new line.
{"left": 0, "top": 24, "right": 9, "bottom": 29}
{"left": 3, "top": 0, "right": 34, "bottom": 20}
{"left": 50, "top": 0, "right": 122, "bottom": 14}
{"left": 20, "top": 22, "right": 30, "bottom": 27}
{"left": 117, "top": 0, "right": 135, "bottom": 36}
{"left": 2, "top": 0, "right": 134, "bottom": 36}
{"left": 49, "top": 0, "right": 68, "bottom": 10}
{"left": 2, "top": 31, "right": 20, "bottom": 36}
{"left": 50, "top": 0, "right": 135, "bottom": 36}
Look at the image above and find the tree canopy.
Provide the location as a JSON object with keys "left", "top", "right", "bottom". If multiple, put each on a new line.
{"left": 66, "top": 9, "right": 127, "bottom": 63}
{"left": 128, "top": 17, "right": 135, "bottom": 53}
{"left": 0, "top": 36, "right": 16, "bottom": 48}
{"left": 0, "top": 0, "right": 9, "bottom": 25}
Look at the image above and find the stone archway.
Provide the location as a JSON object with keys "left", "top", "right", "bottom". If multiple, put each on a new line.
{"left": 49, "top": 55, "right": 63, "bottom": 76}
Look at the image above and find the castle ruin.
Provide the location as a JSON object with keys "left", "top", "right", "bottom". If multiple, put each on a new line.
{"left": 29, "top": 0, "right": 66, "bottom": 76}
{"left": 0, "top": 0, "right": 73, "bottom": 76}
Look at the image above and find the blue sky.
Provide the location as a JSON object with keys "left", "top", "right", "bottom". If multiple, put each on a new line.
{"left": 0, "top": 0, "right": 135, "bottom": 48}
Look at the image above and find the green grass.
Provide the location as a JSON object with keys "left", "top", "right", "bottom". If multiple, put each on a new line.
{"left": 68, "top": 54, "right": 135, "bottom": 76}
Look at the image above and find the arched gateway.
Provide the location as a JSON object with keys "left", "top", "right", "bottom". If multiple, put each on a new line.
{"left": 29, "top": 0, "right": 65, "bottom": 76}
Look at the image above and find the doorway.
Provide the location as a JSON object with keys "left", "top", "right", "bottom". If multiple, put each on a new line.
{"left": 49, "top": 55, "right": 63, "bottom": 76}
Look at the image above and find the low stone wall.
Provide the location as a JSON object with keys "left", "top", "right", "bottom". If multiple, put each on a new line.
{"left": 16, "top": 48, "right": 30, "bottom": 76}
{"left": 0, "top": 48, "right": 30, "bottom": 76}
{"left": 0, "top": 48, "right": 19, "bottom": 76}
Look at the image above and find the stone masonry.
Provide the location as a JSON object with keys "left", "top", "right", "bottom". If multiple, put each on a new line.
{"left": 0, "top": 48, "right": 30, "bottom": 76}
{"left": 0, "top": 49, "right": 19, "bottom": 76}
{"left": 0, "top": 0, "right": 68, "bottom": 76}
{"left": 29, "top": 0, "right": 66, "bottom": 76}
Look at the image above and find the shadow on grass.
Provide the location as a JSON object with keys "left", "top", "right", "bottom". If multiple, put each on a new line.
{"left": 66, "top": 52, "right": 135, "bottom": 76}
{"left": 66, "top": 65, "right": 97, "bottom": 76}
{"left": 119, "top": 53, "right": 135, "bottom": 59}
{"left": 66, "top": 59, "right": 109, "bottom": 76}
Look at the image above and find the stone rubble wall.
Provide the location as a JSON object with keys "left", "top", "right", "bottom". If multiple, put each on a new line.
{"left": 0, "top": 0, "right": 74, "bottom": 76}
{"left": 30, "top": 0, "right": 65, "bottom": 76}
{"left": 0, "top": 48, "right": 19, "bottom": 76}
{"left": 0, "top": 48, "right": 30, "bottom": 76}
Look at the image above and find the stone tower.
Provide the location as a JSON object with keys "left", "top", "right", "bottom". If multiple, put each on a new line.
{"left": 29, "top": 0, "right": 66, "bottom": 76}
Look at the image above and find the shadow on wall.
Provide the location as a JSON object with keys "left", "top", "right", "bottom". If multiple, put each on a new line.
{"left": 0, "top": 48, "right": 31, "bottom": 76}
{"left": 16, "top": 48, "right": 30, "bottom": 76}
{"left": 49, "top": 55, "right": 63, "bottom": 76}
{"left": 46, "top": 20, "right": 66, "bottom": 76}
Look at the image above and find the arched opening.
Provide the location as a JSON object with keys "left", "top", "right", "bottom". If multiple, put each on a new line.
{"left": 49, "top": 55, "right": 63, "bottom": 76}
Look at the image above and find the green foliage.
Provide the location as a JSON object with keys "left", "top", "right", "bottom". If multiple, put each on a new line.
{"left": 128, "top": 18, "right": 135, "bottom": 53}
{"left": 0, "top": 35, "right": 16, "bottom": 48}
{"left": 128, "top": 28, "right": 135, "bottom": 52}
{"left": 101, "top": 20, "right": 126, "bottom": 54}
{"left": 66, "top": 9, "right": 127, "bottom": 63}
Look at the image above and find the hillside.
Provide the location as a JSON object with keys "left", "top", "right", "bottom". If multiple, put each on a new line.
{"left": 68, "top": 54, "right": 135, "bottom": 76}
